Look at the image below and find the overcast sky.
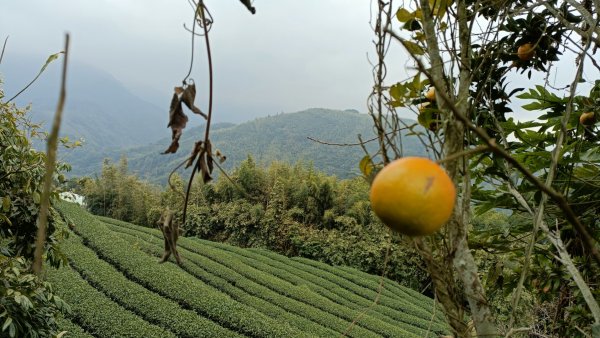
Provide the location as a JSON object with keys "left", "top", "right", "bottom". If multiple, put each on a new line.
{"left": 1, "top": 1, "right": 414, "bottom": 123}
{"left": 2, "top": 1, "right": 597, "bottom": 125}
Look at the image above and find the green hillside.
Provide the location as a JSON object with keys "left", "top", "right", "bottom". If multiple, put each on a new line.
{"left": 64, "top": 108, "right": 427, "bottom": 183}
{"left": 52, "top": 202, "right": 448, "bottom": 337}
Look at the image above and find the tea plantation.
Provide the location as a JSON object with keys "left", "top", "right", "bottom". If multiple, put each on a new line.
{"left": 51, "top": 203, "right": 449, "bottom": 337}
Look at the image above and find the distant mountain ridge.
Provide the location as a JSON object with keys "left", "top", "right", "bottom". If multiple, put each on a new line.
{"left": 1, "top": 54, "right": 166, "bottom": 149}
{"left": 64, "top": 108, "right": 427, "bottom": 183}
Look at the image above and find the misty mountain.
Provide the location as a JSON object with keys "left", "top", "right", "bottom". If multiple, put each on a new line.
{"left": 0, "top": 54, "right": 166, "bottom": 149}
{"left": 64, "top": 108, "right": 428, "bottom": 183}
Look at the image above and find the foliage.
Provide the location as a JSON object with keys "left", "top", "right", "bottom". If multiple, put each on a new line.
{"left": 182, "top": 157, "right": 430, "bottom": 291}
{"left": 79, "top": 155, "right": 430, "bottom": 291}
{"left": 0, "top": 255, "right": 70, "bottom": 338}
{"left": 47, "top": 266, "right": 175, "bottom": 338}
{"left": 81, "top": 157, "right": 160, "bottom": 226}
{"left": 105, "top": 219, "right": 441, "bottom": 337}
{"left": 370, "top": 0, "right": 600, "bottom": 334}
{"left": 0, "top": 85, "right": 72, "bottom": 338}
{"left": 0, "top": 88, "right": 69, "bottom": 265}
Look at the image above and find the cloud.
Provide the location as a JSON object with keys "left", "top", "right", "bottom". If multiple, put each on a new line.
{"left": 1, "top": 1, "right": 402, "bottom": 122}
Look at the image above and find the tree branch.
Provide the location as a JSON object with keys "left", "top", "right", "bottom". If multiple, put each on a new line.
{"left": 387, "top": 29, "right": 600, "bottom": 267}
{"left": 33, "top": 34, "right": 69, "bottom": 275}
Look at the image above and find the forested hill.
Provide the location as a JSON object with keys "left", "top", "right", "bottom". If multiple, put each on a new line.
{"left": 66, "top": 108, "right": 428, "bottom": 183}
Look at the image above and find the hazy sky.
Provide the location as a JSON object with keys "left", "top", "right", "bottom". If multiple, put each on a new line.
{"left": 2, "top": 1, "right": 596, "bottom": 125}
{"left": 1, "top": 1, "right": 412, "bottom": 123}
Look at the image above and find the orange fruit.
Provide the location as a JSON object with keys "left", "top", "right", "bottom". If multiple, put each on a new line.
{"left": 425, "top": 87, "right": 436, "bottom": 101}
{"left": 517, "top": 43, "right": 535, "bottom": 61}
{"left": 580, "top": 111, "right": 596, "bottom": 126}
{"left": 369, "top": 157, "right": 456, "bottom": 236}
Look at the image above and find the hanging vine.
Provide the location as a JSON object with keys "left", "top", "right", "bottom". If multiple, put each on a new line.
{"left": 160, "top": 0, "right": 256, "bottom": 264}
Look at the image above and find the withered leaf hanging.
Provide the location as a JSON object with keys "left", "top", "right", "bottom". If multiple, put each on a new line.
{"left": 186, "top": 141, "right": 204, "bottom": 169}
{"left": 215, "top": 149, "right": 227, "bottom": 164}
{"left": 239, "top": 0, "right": 256, "bottom": 14}
{"left": 163, "top": 92, "right": 189, "bottom": 154}
{"left": 197, "top": 151, "right": 213, "bottom": 184}
{"left": 181, "top": 83, "right": 207, "bottom": 119}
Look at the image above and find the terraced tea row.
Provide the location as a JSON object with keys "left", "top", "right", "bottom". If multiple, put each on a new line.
{"left": 54, "top": 203, "right": 448, "bottom": 337}
{"left": 57, "top": 234, "right": 242, "bottom": 338}
{"left": 109, "top": 228, "right": 343, "bottom": 337}
{"left": 58, "top": 202, "right": 307, "bottom": 338}
{"left": 100, "top": 216, "right": 448, "bottom": 336}
{"left": 47, "top": 264, "right": 175, "bottom": 338}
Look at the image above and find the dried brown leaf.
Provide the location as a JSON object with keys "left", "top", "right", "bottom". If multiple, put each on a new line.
{"left": 163, "top": 93, "right": 188, "bottom": 154}
{"left": 198, "top": 155, "right": 212, "bottom": 183}
{"left": 239, "top": 0, "right": 256, "bottom": 14}
{"left": 215, "top": 149, "right": 227, "bottom": 163}
{"left": 182, "top": 83, "right": 207, "bottom": 119}
{"left": 186, "top": 141, "right": 204, "bottom": 169}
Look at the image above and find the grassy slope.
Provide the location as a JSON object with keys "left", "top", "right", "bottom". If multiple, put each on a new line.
{"left": 52, "top": 203, "right": 448, "bottom": 337}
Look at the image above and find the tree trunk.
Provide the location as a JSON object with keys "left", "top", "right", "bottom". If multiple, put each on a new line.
{"left": 416, "top": 0, "right": 500, "bottom": 335}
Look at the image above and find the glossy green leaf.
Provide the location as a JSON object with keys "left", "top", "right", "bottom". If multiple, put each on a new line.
{"left": 396, "top": 8, "right": 413, "bottom": 22}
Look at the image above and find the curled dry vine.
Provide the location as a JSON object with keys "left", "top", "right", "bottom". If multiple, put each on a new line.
{"left": 161, "top": 0, "right": 257, "bottom": 243}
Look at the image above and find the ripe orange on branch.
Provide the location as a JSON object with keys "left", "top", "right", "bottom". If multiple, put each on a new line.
{"left": 517, "top": 43, "right": 535, "bottom": 61}
{"left": 369, "top": 157, "right": 456, "bottom": 236}
{"left": 580, "top": 111, "right": 596, "bottom": 126}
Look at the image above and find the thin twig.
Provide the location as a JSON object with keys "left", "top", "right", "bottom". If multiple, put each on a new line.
{"left": 307, "top": 128, "right": 402, "bottom": 147}
{"left": 33, "top": 34, "right": 69, "bottom": 275}
{"left": 504, "top": 327, "right": 532, "bottom": 338}
{"left": 436, "top": 144, "right": 489, "bottom": 164}
{"left": 183, "top": 0, "right": 215, "bottom": 226}
{"left": 7, "top": 52, "right": 64, "bottom": 103}
{"left": 182, "top": 5, "right": 197, "bottom": 84}
{"left": 168, "top": 155, "right": 194, "bottom": 202}
{"left": 0, "top": 36, "right": 8, "bottom": 65}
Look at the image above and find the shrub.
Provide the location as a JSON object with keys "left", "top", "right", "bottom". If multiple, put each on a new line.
{"left": 0, "top": 255, "right": 70, "bottom": 338}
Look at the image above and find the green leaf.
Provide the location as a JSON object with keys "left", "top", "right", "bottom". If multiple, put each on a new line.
{"left": 1, "top": 196, "right": 9, "bottom": 213}
{"left": 396, "top": 8, "right": 413, "bottom": 22}
{"left": 33, "top": 191, "right": 41, "bottom": 204}
{"left": 401, "top": 40, "right": 425, "bottom": 56}
{"left": 359, "top": 156, "right": 373, "bottom": 177}
{"left": 0, "top": 214, "right": 12, "bottom": 226}
{"left": 41, "top": 52, "right": 64, "bottom": 74}
{"left": 389, "top": 83, "right": 406, "bottom": 101}
{"left": 2, "top": 317, "right": 12, "bottom": 332}
{"left": 411, "top": 73, "right": 423, "bottom": 91}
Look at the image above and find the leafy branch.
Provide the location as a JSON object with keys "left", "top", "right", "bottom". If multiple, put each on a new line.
{"left": 386, "top": 28, "right": 600, "bottom": 267}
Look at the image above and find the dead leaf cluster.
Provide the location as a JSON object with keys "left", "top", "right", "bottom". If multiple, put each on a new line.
{"left": 163, "top": 82, "right": 207, "bottom": 154}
